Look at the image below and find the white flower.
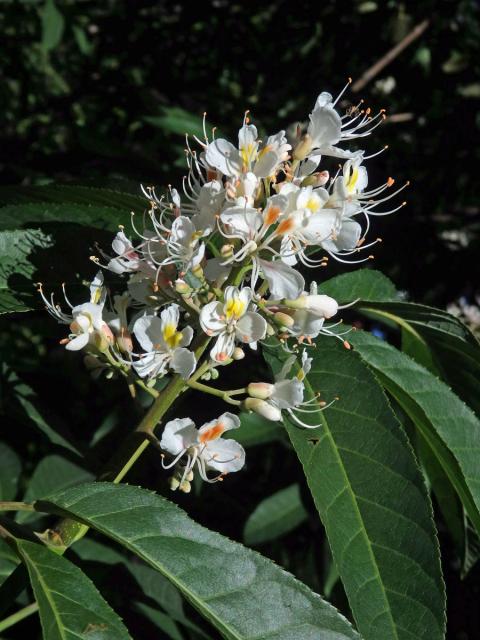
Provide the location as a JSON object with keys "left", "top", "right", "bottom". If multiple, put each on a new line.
{"left": 245, "top": 351, "right": 319, "bottom": 426}
{"left": 38, "top": 271, "right": 113, "bottom": 352}
{"left": 132, "top": 304, "right": 196, "bottom": 379}
{"left": 165, "top": 216, "right": 205, "bottom": 271}
{"left": 107, "top": 230, "right": 141, "bottom": 274}
{"left": 160, "top": 412, "right": 245, "bottom": 486}
{"left": 205, "top": 120, "right": 289, "bottom": 180}
{"left": 200, "top": 286, "right": 267, "bottom": 363}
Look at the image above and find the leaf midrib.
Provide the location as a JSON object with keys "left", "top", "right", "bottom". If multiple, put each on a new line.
{"left": 302, "top": 374, "right": 400, "bottom": 640}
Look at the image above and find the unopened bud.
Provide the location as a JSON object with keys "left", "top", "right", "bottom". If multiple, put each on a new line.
{"left": 117, "top": 329, "right": 133, "bottom": 353}
{"left": 185, "top": 470, "right": 194, "bottom": 482}
{"left": 221, "top": 244, "right": 234, "bottom": 257}
{"left": 283, "top": 294, "right": 338, "bottom": 319}
{"left": 305, "top": 294, "right": 338, "bottom": 319}
{"left": 169, "top": 476, "right": 180, "bottom": 491}
{"left": 247, "top": 382, "right": 274, "bottom": 400}
{"left": 192, "top": 264, "right": 204, "bottom": 280}
{"left": 175, "top": 279, "right": 192, "bottom": 295}
{"left": 210, "top": 368, "right": 219, "bottom": 380}
{"left": 93, "top": 330, "right": 109, "bottom": 352}
{"left": 232, "top": 347, "right": 245, "bottom": 360}
{"left": 266, "top": 323, "right": 275, "bottom": 336}
{"left": 301, "top": 170, "right": 330, "bottom": 188}
{"left": 179, "top": 480, "right": 191, "bottom": 493}
{"left": 293, "top": 134, "right": 313, "bottom": 161}
{"left": 243, "top": 398, "right": 282, "bottom": 422}
{"left": 273, "top": 311, "right": 294, "bottom": 328}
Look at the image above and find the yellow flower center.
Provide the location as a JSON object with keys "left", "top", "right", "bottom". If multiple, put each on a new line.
{"left": 305, "top": 196, "right": 321, "bottom": 213}
{"left": 225, "top": 298, "right": 245, "bottom": 321}
{"left": 345, "top": 167, "right": 359, "bottom": 194}
{"left": 163, "top": 323, "right": 183, "bottom": 350}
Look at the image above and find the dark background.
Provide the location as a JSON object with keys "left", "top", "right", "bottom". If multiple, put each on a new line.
{"left": 1, "top": 1, "right": 479, "bottom": 638}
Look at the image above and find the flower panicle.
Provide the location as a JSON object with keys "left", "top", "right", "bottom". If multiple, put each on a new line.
{"left": 39, "top": 84, "right": 403, "bottom": 488}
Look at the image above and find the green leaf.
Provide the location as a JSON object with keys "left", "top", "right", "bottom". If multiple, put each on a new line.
{"left": 74, "top": 539, "right": 209, "bottom": 639}
{"left": 0, "top": 185, "right": 144, "bottom": 212}
{"left": 0, "top": 443, "right": 21, "bottom": 501}
{"left": 243, "top": 483, "right": 308, "bottom": 546}
{"left": 0, "top": 202, "right": 132, "bottom": 233}
{"left": 41, "top": 0, "right": 65, "bottom": 52}
{"left": 0, "top": 228, "right": 54, "bottom": 314}
{"left": 40, "top": 482, "right": 362, "bottom": 640}
{"left": 0, "top": 198, "right": 140, "bottom": 313}
{"left": 0, "top": 538, "right": 20, "bottom": 587}
{"left": 264, "top": 338, "right": 445, "bottom": 640}
{"left": 233, "top": 412, "right": 283, "bottom": 447}
{"left": 318, "top": 269, "right": 398, "bottom": 303}
{"left": 349, "top": 330, "right": 480, "bottom": 538}
{"left": 17, "top": 455, "right": 93, "bottom": 523}
{"left": 10, "top": 376, "right": 83, "bottom": 455}
{"left": 144, "top": 107, "right": 213, "bottom": 139}
{"left": 16, "top": 539, "right": 132, "bottom": 639}
{"left": 360, "top": 301, "right": 480, "bottom": 415}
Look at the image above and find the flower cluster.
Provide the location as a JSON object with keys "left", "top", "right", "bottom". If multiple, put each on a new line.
{"left": 39, "top": 82, "right": 404, "bottom": 490}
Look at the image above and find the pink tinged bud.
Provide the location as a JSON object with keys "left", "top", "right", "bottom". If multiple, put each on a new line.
{"left": 232, "top": 347, "right": 245, "bottom": 360}
{"left": 243, "top": 398, "right": 282, "bottom": 422}
{"left": 316, "top": 171, "right": 330, "bottom": 186}
{"left": 293, "top": 134, "right": 313, "bottom": 161}
{"left": 117, "top": 330, "right": 133, "bottom": 353}
{"left": 221, "top": 244, "right": 234, "bottom": 257}
{"left": 101, "top": 323, "right": 115, "bottom": 343}
{"left": 175, "top": 280, "right": 192, "bottom": 295}
{"left": 273, "top": 311, "right": 295, "bottom": 328}
{"left": 93, "top": 331, "right": 109, "bottom": 352}
{"left": 247, "top": 382, "right": 274, "bottom": 400}
{"left": 305, "top": 295, "right": 338, "bottom": 319}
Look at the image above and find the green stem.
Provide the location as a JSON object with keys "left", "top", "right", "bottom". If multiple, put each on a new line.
{"left": 186, "top": 380, "right": 242, "bottom": 406}
{"left": 53, "top": 334, "right": 212, "bottom": 547}
{"left": 0, "top": 502, "right": 35, "bottom": 512}
{"left": 0, "top": 602, "right": 39, "bottom": 633}
{"left": 134, "top": 378, "right": 160, "bottom": 398}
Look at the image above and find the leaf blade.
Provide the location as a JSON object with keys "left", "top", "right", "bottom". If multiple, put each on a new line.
{"left": 16, "top": 539, "right": 132, "bottom": 640}
{"left": 264, "top": 339, "right": 446, "bottom": 640}
{"left": 40, "top": 482, "right": 362, "bottom": 640}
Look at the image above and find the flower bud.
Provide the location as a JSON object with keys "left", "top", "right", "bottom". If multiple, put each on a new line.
{"left": 301, "top": 170, "right": 330, "bottom": 188}
{"left": 247, "top": 382, "right": 274, "bottom": 400}
{"left": 192, "top": 263, "right": 204, "bottom": 280}
{"left": 175, "top": 279, "right": 193, "bottom": 296}
{"left": 179, "top": 479, "right": 191, "bottom": 493}
{"left": 243, "top": 398, "right": 282, "bottom": 422}
{"left": 221, "top": 244, "right": 234, "bottom": 258}
{"left": 283, "top": 294, "right": 338, "bottom": 319}
{"left": 232, "top": 347, "right": 245, "bottom": 360}
{"left": 117, "top": 329, "right": 133, "bottom": 353}
{"left": 273, "top": 311, "right": 294, "bottom": 328}
{"left": 210, "top": 368, "right": 219, "bottom": 380}
{"left": 305, "top": 294, "right": 338, "bottom": 319}
{"left": 293, "top": 134, "right": 313, "bottom": 161}
{"left": 93, "top": 330, "right": 110, "bottom": 352}
{"left": 266, "top": 323, "right": 275, "bottom": 336}
{"left": 169, "top": 476, "right": 180, "bottom": 491}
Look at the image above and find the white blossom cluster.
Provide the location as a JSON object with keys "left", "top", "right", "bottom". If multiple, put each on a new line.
{"left": 39, "top": 83, "right": 404, "bottom": 491}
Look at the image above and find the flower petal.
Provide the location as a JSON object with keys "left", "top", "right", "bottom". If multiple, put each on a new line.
{"left": 235, "top": 311, "right": 267, "bottom": 343}
{"left": 258, "top": 259, "right": 305, "bottom": 300}
{"left": 210, "top": 332, "right": 235, "bottom": 363}
{"left": 160, "top": 418, "right": 197, "bottom": 455}
{"left": 272, "top": 378, "right": 304, "bottom": 409}
{"left": 200, "top": 301, "right": 225, "bottom": 336}
{"left": 202, "top": 438, "right": 246, "bottom": 473}
{"left": 171, "top": 348, "right": 196, "bottom": 379}
{"left": 133, "top": 315, "right": 163, "bottom": 352}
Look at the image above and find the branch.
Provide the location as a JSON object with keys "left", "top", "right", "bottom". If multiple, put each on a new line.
{"left": 351, "top": 19, "right": 430, "bottom": 93}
